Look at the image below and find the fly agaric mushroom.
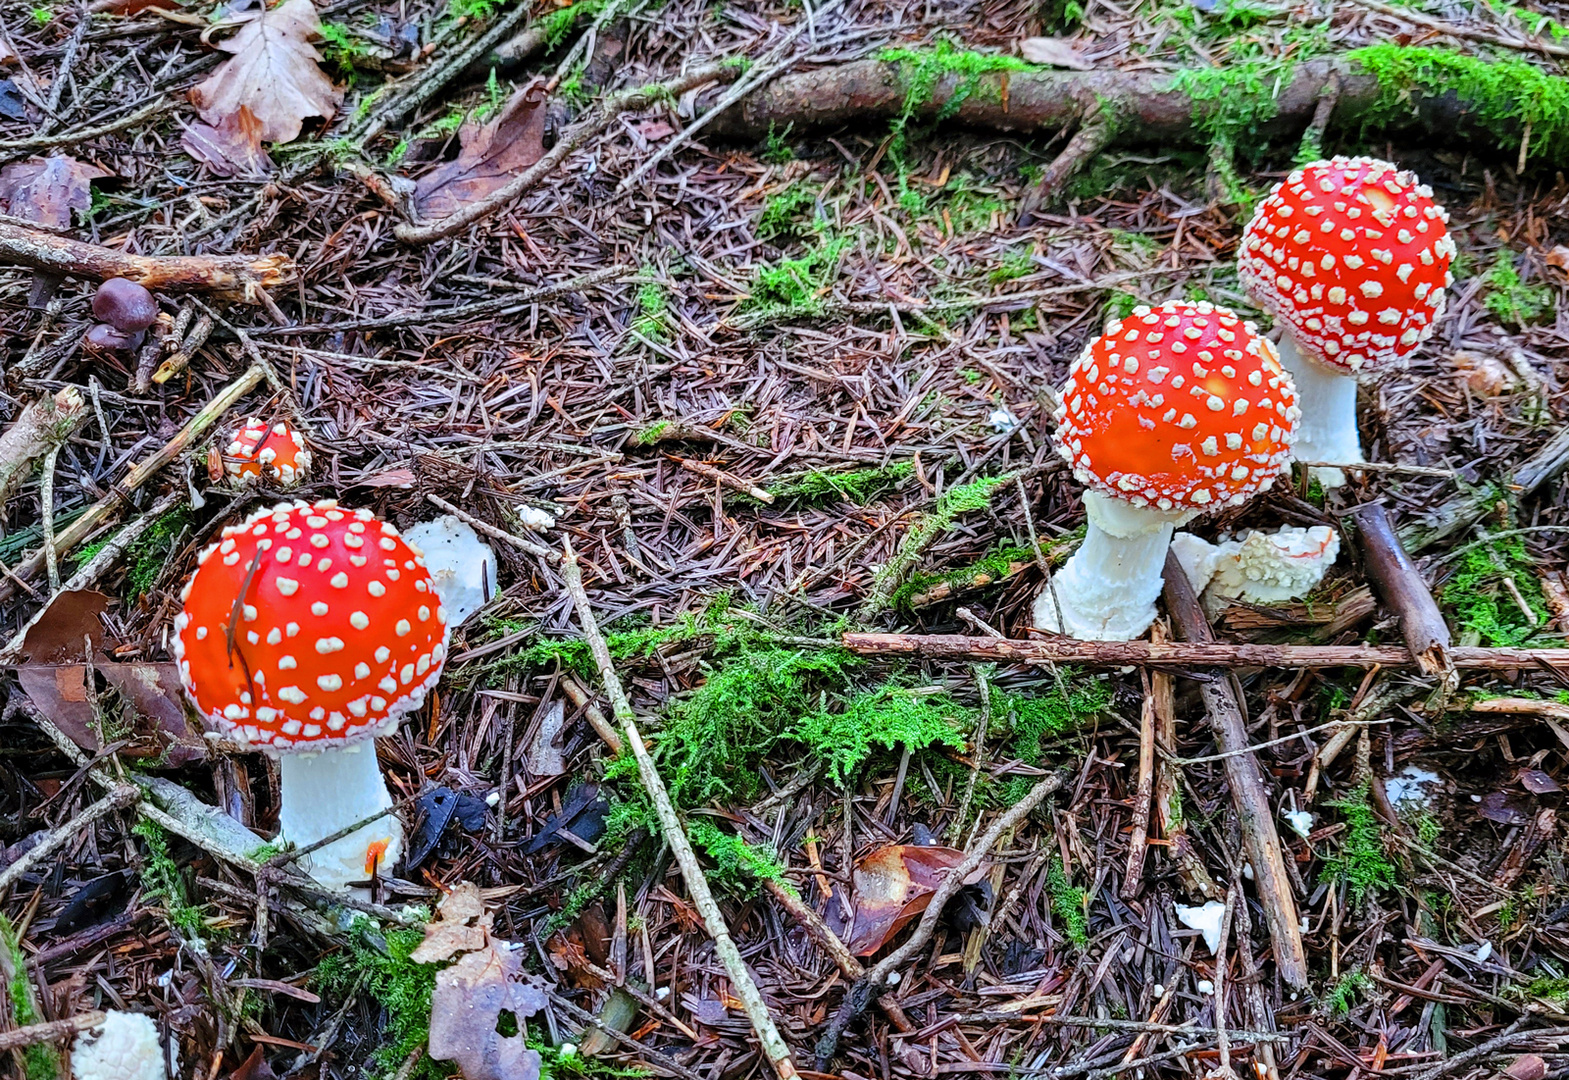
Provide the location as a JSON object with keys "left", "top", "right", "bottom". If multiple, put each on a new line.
{"left": 1238, "top": 156, "right": 1454, "bottom": 487}
{"left": 172, "top": 499, "right": 448, "bottom": 889}
{"left": 1035, "top": 300, "right": 1299, "bottom": 640}
{"left": 224, "top": 417, "right": 312, "bottom": 488}
{"left": 1171, "top": 525, "right": 1339, "bottom": 613}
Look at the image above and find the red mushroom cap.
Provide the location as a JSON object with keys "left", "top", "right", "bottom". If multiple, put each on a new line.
{"left": 1238, "top": 156, "right": 1455, "bottom": 374}
{"left": 1052, "top": 300, "right": 1298, "bottom": 513}
{"left": 224, "top": 418, "right": 311, "bottom": 488}
{"left": 172, "top": 499, "right": 448, "bottom": 749}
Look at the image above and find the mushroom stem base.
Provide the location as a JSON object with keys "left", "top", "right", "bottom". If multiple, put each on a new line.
{"left": 278, "top": 742, "right": 403, "bottom": 891}
{"left": 1276, "top": 332, "right": 1361, "bottom": 489}
{"left": 1033, "top": 495, "right": 1186, "bottom": 641}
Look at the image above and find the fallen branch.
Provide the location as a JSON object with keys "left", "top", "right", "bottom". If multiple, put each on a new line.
{"left": 0, "top": 387, "right": 87, "bottom": 513}
{"left": 1017, "top": 98, "right": 1120, "bottom": 221}
{"left": 396, "top": 62, "right": 741, "bottom": 244}
{"left": 1160, "top": 552, "right": 1309, "bottom": 989}
{"left": 558, "top": 538, "right": 799, "bottom": 1080}
{"left": 814, "top": 768, "right": 1067, "bottom": 1067}
{"left": 0, "top": 1013, "right": 108, "bottom": 1053}
{"left": 0, "top": 362, "right": 277, "bottom": 604}
{"left": 0, "top": 220, "right": 293, "bottom": 300}
{"left": 839, "top": 632, "right": 1569, "bottom": 671}
{"left": 676, "top": 457, "right": 775, "bottom": 503}
{"left": 1354, "top": 504, "right": 1452, "bottom": 678}
{"left": 703, "top": 53, "right": 1568, "bottom": 167}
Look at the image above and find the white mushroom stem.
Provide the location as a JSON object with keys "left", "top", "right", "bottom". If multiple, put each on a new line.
{"left": 1275, "top": 331, "right": 1361, "bottom": 489}
{"left": 277, "top": 741, "right": 403, "bottom": 891}
{"left": 1033, "top": 493, "right": 1193, "bottom": 641}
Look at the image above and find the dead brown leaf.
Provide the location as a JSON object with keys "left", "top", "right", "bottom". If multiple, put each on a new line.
{"left": 1449, "top": 350, "right": 1519, "bottom": 395}
{"left": 19, "top": 589, "right": 108, "bottom": 663}
{"left": 181, "top": 105, "right": 275, "bottom": 177}
{"left": 836, "top": 845, "right": 987, "bottom": 955}
{"left": 1497, "top": 1055, "right": 1549, "bottom": 1080}
{"left": 191, "top": 0, "right": 341, "bottom": 144}
{"left": 225, "top": 1046, "right": 280, "bottom": 1080}
{"left": 1545, "top": 246, "right": 1569, "bottom": 272}
{"left": 0, "top": 156, "right": 111, "bottom": 229}
{"left": 413, "top": 81, "right": 547, "bottom": 218}
{"left": 16, "top": 657, "right": 205, "bottom": 765}
{"left": 411, "top": 882, "right": 491, "bottom": 964}
{"left": 429, "top": 941, "right": 545, "bottom": 1080}
{"left": 1018, "top": 36, "right": 1094, "bottom": 71}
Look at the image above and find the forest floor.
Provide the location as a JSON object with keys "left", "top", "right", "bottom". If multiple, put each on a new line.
{"left": 0, "top": 0, "right": 1567, "bottom": 1077}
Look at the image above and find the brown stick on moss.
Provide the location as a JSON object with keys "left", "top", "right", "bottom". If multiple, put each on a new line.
{"left": 0, "top": 220, "right": 293, "bottom": 301}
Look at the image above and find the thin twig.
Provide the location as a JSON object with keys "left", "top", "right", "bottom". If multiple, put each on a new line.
{"left": 0, "top": 784, "right": 139, "bottom": 896}
{"left": 558, "top": 538, "right": 799, "bottom": 1079}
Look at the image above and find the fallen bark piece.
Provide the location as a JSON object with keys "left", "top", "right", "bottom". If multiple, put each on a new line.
{"left": 1354, "top": 504, "right": 1452, "bottom": 677}
{"left": 0, "top": 220, "right": 292, "bottom": 299}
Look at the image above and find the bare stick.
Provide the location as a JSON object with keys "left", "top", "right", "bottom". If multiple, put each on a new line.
{"left": 558, "top": 538, "right": 799, "bottom": 1079}
{"left": 814, "top": 768, "right": 1066, "bottom": 1067}
{"left": 396, "top": 63, "right": 739, "bottom": 244}
{"left": 0, "top": 363, "right": 274, "bottom": 603}
{"left": 839, "top": 632, "right": 1568, "bottom": 671}
{"left": 0, "top": 784, "right": 139, "bottom": 896}
{"left": 0, "top": 220, "right": 292, "bottom": 300}
{"left": 1353, "top": 504, "right": 1452, "bottom": 677}
{"left": 1296, "top": 69, "right": 1341, "bottom": 160}
{"left": 0, "top": 1012, "right": 108, "bottom": 1052}
{"left": 677, "top": 457, "right": 774, "bottom": 503}
{"left": 424, "top": 493, "right": 558, "bottom": 562}
{"left": 0, "top": 387, "right": 88, "bottom": 512}
{"left": 1402, "top": 423, "right": 1569, "bottom": 553}
{"left": 1161, "top": 553, "right": 1308, "bottom": 988}
{"left": 1351, "top": 0, "right": 1569, "bottom": 59}
{"left": 1018, "top": 100, "right": 1119, "bottom": 222}
{"left": 1121, "top": 680, "right": 1157, "bottom": 899}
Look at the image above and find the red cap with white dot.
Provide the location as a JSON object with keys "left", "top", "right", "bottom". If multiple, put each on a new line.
{"left": 1238, "top": 156, "right": 1455, "bottom": 374}
{"left": 172, "top": 499, "right": 448, "bottom": 749}
{"left": 224, "top": 418, "right": 312, "bottom": 488}
{"left": 1052, "top": 300, "right": 1298, "bottom": 513}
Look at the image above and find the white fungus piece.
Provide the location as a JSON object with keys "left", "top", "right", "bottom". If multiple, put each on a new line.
{"left": 1385, "top": 764, "right": 1440, "bottom": 809}
{"left": 1170, "top": 532, "right": 1222, "bottom": 595}
{"left": 401, "top": 516, "right": 496, "bottom": 627}
{"left": 1197, "top": 979, "right": 1215, "bottom": 995}
{"left": 1175, "top": 900, "right": 1228, "bottom": 956}
{"left": 989, "top": 405, "right": 1020, "bottom": 433}
{"left": 72, "top": 1011, "right": 173, "bottom": 1080}
{"left": 1283, "top": 810, "right": 1315, "bottom": 838}
{"left": 516, "top": 505, "right": 556, "bottom": 532}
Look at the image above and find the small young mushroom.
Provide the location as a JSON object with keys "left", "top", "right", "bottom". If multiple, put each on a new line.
{"left": 92, "top": 278, "right": 159, "bottom": 333}
{"left": 71, "top": 1010, "right": 174, "bottom": 1080}
{"left": 1034, "top": 300, "right": 1299, "bottom": 641}
{"left": 1238, "top": 156, "right": 1454, "bottom": 487}
{"left": 224, "top": 417, "right": 312, "bottom": 488}
{"left": 172, "top": 499, "right": 449, "bottom": 890}
{"left": 82, "top": 322, "right": 141, "bottom": 353}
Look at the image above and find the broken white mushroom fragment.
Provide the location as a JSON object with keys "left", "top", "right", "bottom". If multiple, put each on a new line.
{"left": 172, "top": 499, "right": 450, "bottom": 890}
{"left": 1175, "top": 900, "right": 1228, "bottom": 956}
{"left": 401, "top": 515, "right": 496, "bottom": 626}
{"left": 1035, "top": 300, "right": 1299, "bottom": 640}
{"left": 224, "top": 417, "right": 311, "bottom": 488}
{"left": 1238, "top": 156, "right": 1455, "bottom": 487}
{"left": 71, "top": 1010, "right": 173, "bottom": 1080}
{"left": 1173, "top": 525, "right": 1340, "bottom": 612}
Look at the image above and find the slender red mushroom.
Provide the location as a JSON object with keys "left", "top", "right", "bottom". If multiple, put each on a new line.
{"left": 1037, "top": 300, "right": 1298, "bottom": 640}
{"left": 223, "top": 417, "right": 311, "bottom": 488}
{"left": 172, "top": 499, "right": 449, "bottom": 889}
{"left": 1238, "top": 156, "right": 1454, "bottom": 486}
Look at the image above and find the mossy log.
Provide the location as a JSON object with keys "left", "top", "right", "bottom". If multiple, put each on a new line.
{"left": 703, "top": 53, "right": 1550, "bottom": 162}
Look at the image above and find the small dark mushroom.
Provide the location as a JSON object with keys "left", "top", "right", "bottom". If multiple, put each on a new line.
{"left": 82, "top": 323, "right": 143, "bottom": 352}
{"left": 91, "top": 278, "right": 158, "bottom": 332}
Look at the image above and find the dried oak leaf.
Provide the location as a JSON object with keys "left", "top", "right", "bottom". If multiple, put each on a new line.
{"left": 191, "top": 0, "right": 341, "bottom": 145}
{"left": 0, "top": 156, "right": 111, "bottom": 229}
{"left": 836, "top": 844, "right": 987, "bottom": 956}
{"left": 1018, "top": 36, "right": 1094, "bottom": 71}
{"left": 16, "top": 655, "right": 205, "bottom": 764}
{"left": 225, "top": 1045, "right": 280, "bottom": 1080}
{"left": 411, "top": 882, "right": 491, "bottom": 964}
{"left": 181, "top": 105, "right": 275, "bottom": 177}
{"left": 413, "top": 81, "right": 547, "bottom": 218}
{"left": 18, "top": 589, "right": 108, "bottom": 663}
{"left": 429, "top": 940, "right": 546, "bottom": 1080}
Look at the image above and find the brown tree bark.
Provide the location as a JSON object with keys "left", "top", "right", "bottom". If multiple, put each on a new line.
{"left": 1353, "top": 504, "right": 1452, "bottom": 676}
{"left": 0, "top": 220, "right": 293, "bottom": 300}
